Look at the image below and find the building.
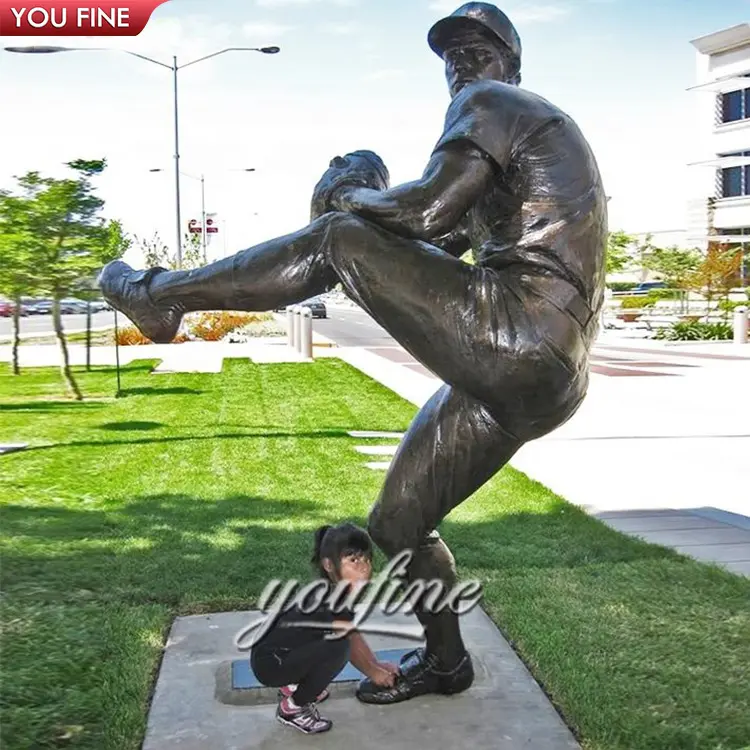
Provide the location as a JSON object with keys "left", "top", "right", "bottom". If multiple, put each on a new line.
{"left": 687, "top": 22, "right": 750, "bottom": 286}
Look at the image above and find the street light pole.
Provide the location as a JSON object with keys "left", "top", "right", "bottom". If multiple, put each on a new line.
{"left": 4, "top": 44, "right": 280, "bottom": 269}
{"left": 149, "top": 168, "right": 255, "bottom": 265}
{"left": 200, "top": 174, "right": 207, "bottom": 264}
{"left": 172, "top": 55, "right": 183, "bottom": 269}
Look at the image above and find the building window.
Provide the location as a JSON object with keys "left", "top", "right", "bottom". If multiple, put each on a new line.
{"left": 723, "top": 90, "right": 744, "bottom": 122}
{"left": 719, "top": 75, "right": 750, "bottom": 123}
{"left": 716, "top": 226, "right": 750, "bottom": 238}
{"left": 718, "top": 151, "right": 750, "bottom": 198}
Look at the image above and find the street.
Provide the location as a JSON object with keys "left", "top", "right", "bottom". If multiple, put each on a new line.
{"left": 314, "top": 306, "right": 394, "bottom": 347}
{"left": 0, "top": 311, "right": 116, "bottom": 340}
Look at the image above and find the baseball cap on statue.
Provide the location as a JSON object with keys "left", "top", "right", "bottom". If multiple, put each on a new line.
{"left": 428, "top": 2, "right": 521, "bottom": 63}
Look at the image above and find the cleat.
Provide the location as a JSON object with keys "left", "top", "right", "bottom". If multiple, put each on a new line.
{"left": 98, "top": 261, "right": 183, "bottom": 344}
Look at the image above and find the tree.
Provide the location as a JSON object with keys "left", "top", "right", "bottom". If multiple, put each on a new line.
{"left": 0, "top": 192, "right": 39, "bottom": 374}
{"left": 606, "top": 230, "right": 636, "bottom": 275}
{"left": 136, "top": 229, "right": 202, "bottom": 270}
{"left": 0, "top": 159, "right": 130, "bottom": 398}
{"left": 642, "top": 245, "right": 702, "bottom": 289}
{"left": 688, "top": 243, "right": 742, "bottom": 321}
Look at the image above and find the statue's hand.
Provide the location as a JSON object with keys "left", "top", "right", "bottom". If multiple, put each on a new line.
{"left": 311, "top": 150, "right": 389, "bottom": 221}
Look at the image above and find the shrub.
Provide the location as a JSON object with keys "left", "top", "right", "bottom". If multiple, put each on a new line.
{"left": 608, "top": 282, "right": 638, "bottom": 293}
{"left": 647, "top": 288, "right": 683, "bottom": 301}
{"left": 717, "top": 299, "right": 749, "bottom": 313}
{"left": 115, "top": 326, "right": 153, "bottom": 346}
{"left": 115, "top": 326, "right": 189, "bottom": 346}
{"left": 186, "top": 312, "right": 270, "bottom": 342}
{"left": 655, "top": 321, "right": 733, "bottom": 341}
{"left": 620, "top": 295, "right": 657, "bottom": 309}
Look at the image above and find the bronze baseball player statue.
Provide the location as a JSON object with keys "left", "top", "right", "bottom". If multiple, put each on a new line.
{"left": 99, "top": 2, "right": 606, "bottom": 705}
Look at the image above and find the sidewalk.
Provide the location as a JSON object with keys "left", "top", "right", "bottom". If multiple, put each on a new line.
{"left": 329, "top": 337, "right": 750, "bottom": 578}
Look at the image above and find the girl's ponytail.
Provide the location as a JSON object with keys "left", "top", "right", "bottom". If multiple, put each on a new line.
{"left": 311, "top": 525, "right": 332, "bottom": 573}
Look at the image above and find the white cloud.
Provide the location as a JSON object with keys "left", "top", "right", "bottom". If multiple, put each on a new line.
{"left": 513, "top": 5, "right": 570, "bottom": 23}
{"left": 242, "top": 22, "right": 296, "bottom": 39}
{"left": 257, "top": 0, "right": 357, "bottom": 7}
{"left": 428, "top": 1, "right": 570, "bottom": 24}
{"left": 364, "top": 69, "right": 406, "bottom": 81}
{"left": 319, "top": 22, "right": 361, "bottom": 35}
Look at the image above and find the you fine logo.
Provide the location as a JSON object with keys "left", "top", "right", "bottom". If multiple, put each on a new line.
{"left": 233, "top": 550, "right": 484, "bottom": 651}
{"left": 0, "top": 0, "right": 169, "bottom": 36}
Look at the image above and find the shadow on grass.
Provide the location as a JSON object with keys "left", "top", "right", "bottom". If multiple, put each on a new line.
{"left": 118, "top": 387, "right": 204, "bottom": 397}
{"left": 0, "top": 402, "right": 107, "bottom": 412}
{"left": 3, "top": 494, "right": 749, "bottom": 750}
{"left": 0, "top": 492, "right": 683, "bottom": 612}
{"left": 19, "top": 429, "right": 357, "bottom": 452}
{"left": 99, "top": 421, "right": 165, "bottom": 432}
{"left": 1, "top": 493, "right": 345, "bottom": 609}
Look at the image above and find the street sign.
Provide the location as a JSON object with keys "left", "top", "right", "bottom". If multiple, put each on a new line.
{"left": 188, "top": 218, "right": 219, "bottom": 234}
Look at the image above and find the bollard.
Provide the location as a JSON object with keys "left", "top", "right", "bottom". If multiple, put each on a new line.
{"left": 286, "top": 307, "right": 295, "bottom": 348}
{"left": 734, "top": 306, "right": 748, "bottom": 345}
{"left": 301, "top": 307, "right": 313, "bottom": 360}
{"left": 293, "top": 306, "right": 303, "bottom": 352}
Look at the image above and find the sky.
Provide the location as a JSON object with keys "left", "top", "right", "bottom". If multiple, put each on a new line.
{"left": 0, "top": 0, "right": 747, "bottom": 265}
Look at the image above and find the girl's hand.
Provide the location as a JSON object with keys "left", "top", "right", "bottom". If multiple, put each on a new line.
{"left": 370, "top": 666, "right": 396, "bottom": 687}
{"left": 378, "top": 661, "right": 400, "bottom": 676}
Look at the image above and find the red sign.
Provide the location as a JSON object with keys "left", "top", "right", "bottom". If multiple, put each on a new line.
{"left": 0, "top": 0, "right": 169, "bottom": 36}
{"left": 188, "top": 219, "right": 219, "bottom": 234}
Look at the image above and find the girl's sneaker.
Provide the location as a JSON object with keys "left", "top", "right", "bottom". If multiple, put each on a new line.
{"left": 278, "top": 684, "right": 330, "bottom": 703}
{"left": 276, "top": 697, "right": 332, "bottom": 734}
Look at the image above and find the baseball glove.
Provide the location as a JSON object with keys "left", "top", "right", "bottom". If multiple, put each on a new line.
{"left": 310, "top": 150, "right": 390, "bottom": 221}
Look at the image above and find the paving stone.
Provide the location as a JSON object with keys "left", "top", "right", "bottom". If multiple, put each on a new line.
{"left": 721, "top": 560, "right": 750, "bottom": 577}
{"left": 673, "top": 543, "right": 750, "bottom": 564}
{"left": 355, "top": 445, "right": 398, "bottom": 456}
{"left": 348, "top": 431, "right": 405, "bottom": 439}
{"left": 0, "top": 444, "right": 28, "bottom": 455}
{"left": 600, "top": 515, "right": 735, "bottom": 534}
{"left": 633, "top": 528, "right": 750, "bottom": 547}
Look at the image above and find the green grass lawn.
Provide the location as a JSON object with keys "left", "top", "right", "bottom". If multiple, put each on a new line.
{"left": 1, "top": 359, "right": 748, "bottom": 750}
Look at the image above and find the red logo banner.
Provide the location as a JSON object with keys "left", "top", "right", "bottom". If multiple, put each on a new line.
{"left": 0, "top": 0, "right": 169, "bottom": 36}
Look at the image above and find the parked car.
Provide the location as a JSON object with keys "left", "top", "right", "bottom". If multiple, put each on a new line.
{"left": 89, "top": 299, "right": 111, "bottom": 313}
{"left": 275, "top": 297, "right": 328, "bottom": 318}
{"left": 632, "top": 281, "right": 667, "bottom": 294}
{"left": 0, "top": 300, "right": 15, "bottom": 317}
{"left": 26, "top": 300, "right": 53, "bottom": 315}
{"left": 60, "top": 298, "right": 89, "bottom": 314}
{"left": 302, "top": 297, "right": 327, "bottom": 319}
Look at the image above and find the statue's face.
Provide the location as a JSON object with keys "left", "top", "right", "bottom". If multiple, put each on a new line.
{"left": 443, "top": 30, "right": 515, "bottom": 97}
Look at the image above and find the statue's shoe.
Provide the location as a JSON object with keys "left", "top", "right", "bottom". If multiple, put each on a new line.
{"left": 355, "top": 650, "right": 474, "bottom": 705}
{"left": 98, "top": 261, "right": 183, "bottom": 344}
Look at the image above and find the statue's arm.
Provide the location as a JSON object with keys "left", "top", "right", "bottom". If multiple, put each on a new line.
{"left": 332, "top": 141, "right": 493, "bottom": 242}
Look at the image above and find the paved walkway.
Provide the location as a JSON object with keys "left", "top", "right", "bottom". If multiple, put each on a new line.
{"left": 3, "top": 332, "right": 749, "bottom": 576}
{"left": 330, "top": 335, "right": 750, "bottom": 577}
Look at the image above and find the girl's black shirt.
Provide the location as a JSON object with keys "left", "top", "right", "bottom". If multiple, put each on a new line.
{"left": 251, "top": 580, "right": 356, "bottom": 655}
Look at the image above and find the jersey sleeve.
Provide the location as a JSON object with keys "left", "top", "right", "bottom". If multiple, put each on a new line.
{"left": 432, "top": 81, "right": 522, "bottom": 172}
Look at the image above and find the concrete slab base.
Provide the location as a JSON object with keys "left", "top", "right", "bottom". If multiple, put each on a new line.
{"left": 143, "top": 606, "right": 580, "bottom": 750}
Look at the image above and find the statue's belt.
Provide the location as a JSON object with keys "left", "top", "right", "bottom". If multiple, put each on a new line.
{"left": 518, "top": 273, "right": 594, "bottom": 330}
